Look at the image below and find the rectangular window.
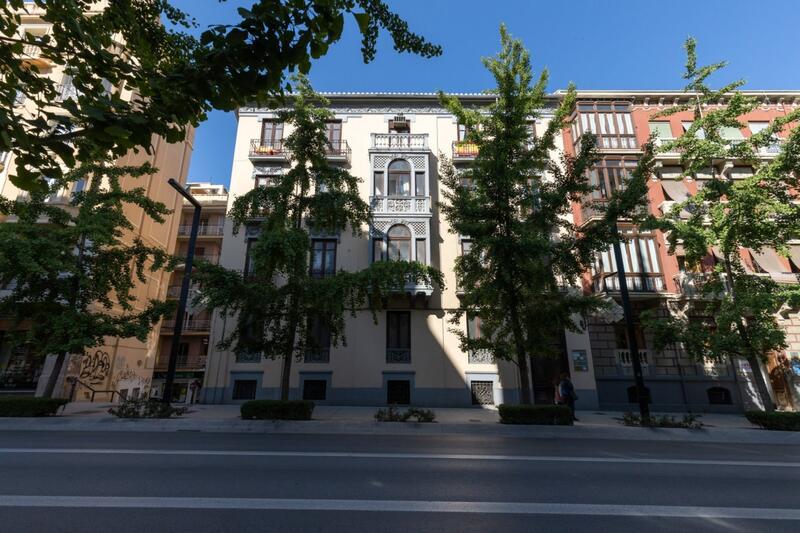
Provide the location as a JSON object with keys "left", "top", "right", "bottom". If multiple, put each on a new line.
{"left": 244, "top": 238, "right": 257, "bottom": 277}
{"left": 386, "top": 312, "right": 411, "bottom": 363}
{"left": 310, "top": 239, "right": 336, "bottom": 279}
{"left": 305, "top": 317, "right": 331, "bottom": 363}
{"left": 415, "top": 239, "right": 426, "bottom": 264}
{"left": 721, "top": 126, "right": 744, "bottom": 141}
{"left": 457, "top": 123, "right": 468, "bottom": 142}
{"left": 649, "top": 122, "right": 673, "bottom": 140}
{"left": 748, "top": 121, "right": 769, "bottom": 134}
{"left": 386, "top": 380, "right": 410, "bottom": 404}
{"left": 254, "top": 175, "right": 277, "bottom": 188}
{"left": 461, "top": 239, "right": 472, "bottom": 256}
{"left": 372, "top": 239, "right": 384, "bottom": 262}
{"left": 682, "top": 121, "right": 705, "bottom": 139}
{"left": 373, "top": 171, "right": 384, "bottom": 196}
{"left": 471, "top": 381, "right": 494, "bottom": 405}
{"left": 325, "top": 120, "right": 342, "bottom": 147}
{"left": 303, "top": 379, "right": 327, "bottom": 401}
{"left": 589, "top": 158, "right": 638, "bottom": 200}
{"left": 232, "top": 379, "right": 257, "bottom": 400}
{"left": 414, "top": 171, "right": 426, "bottom": 196}
{"left": 261, "top": 120, "right": 284, "bottom": 144}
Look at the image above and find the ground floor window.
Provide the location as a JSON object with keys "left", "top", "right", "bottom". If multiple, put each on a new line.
{"left": 303, "top": 379, "right": 327, "bottom": 401}
{"left": 387, "top": 379, "right": 410, "bottom": 405}
{"left": 232, "top": 379, "right": 257, "bottom": 400}
{"left": 707, "top": 386, "right": 732, "bottom": 405}
{"left": 470, "top": 381, "right": 494, "bottom": 405}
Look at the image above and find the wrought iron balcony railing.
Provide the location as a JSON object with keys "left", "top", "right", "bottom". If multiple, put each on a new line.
{"left": 248, "top": 139, "right": 288, "bottom": 158}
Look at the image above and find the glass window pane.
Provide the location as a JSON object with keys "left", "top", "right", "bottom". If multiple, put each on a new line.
{"left": 748, "top": 121, "right": 769, "bottom": 134}
{"left": 415, "top": 239, "right": 426, "bottom": 264}
{"left": 373, "top": 239, "right": 383, "bottom": 262}
{"left": 373, "top": 172, "right": 384, "bottom": 196}
{"left": 721, "top": 126, "right": 744, "bottom": 140}
{"left": 415, "top": 172, "right": 425, "bottom": 196}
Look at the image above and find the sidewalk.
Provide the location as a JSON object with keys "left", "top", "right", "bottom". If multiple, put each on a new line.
{"left": 1, "top": 403, "right": 798, "bottom": 445}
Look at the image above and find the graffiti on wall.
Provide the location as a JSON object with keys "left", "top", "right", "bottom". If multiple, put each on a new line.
{"left": 79, "top": 350, "right": 111, "bottom": 385}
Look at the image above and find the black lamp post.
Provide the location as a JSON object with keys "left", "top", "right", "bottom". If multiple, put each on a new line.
{"left": 611, "top": 227, "right": 650, "bottom": 423}
{"left": 163, "top": 179, "right": 201, "bottom": 404}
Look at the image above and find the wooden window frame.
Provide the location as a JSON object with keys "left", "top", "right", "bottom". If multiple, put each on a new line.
{"left": 310, "top": 239, "right": 337, "bottom": 279}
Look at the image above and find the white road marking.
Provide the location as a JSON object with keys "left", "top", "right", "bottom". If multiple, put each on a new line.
{"left": 0, "top": 447, "right": 798, "bottom": 468}
{"left": 0, "top": 496, "right": 798, "bottom": 519}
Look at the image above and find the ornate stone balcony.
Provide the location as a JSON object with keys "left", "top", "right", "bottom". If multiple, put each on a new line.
{"left": 369, "top": 195, "right": 431, "bottom": 215}
{"left": 371, "top": 133, "right": 428, "bottom": 151}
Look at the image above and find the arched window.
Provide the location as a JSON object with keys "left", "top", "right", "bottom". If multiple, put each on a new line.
{"left": 388, "top": 159, "right": 411, "bottom": 197}
{"left": 387, "top": 225, "right": 411, "bottom": 261}
{"left": 707, "top": 386, "right": 732, "bottom": 405}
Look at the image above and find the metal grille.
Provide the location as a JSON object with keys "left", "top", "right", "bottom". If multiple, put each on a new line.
{"left": 386, "top": 349, "right": 411, "bottom": 364}
{"left": 468, "top": 349, "right": 494, "bottom": 365}
{"left": 386, "top": 380, "right": 411, "bottom": 405}
{"left": 304, "top": 349, "right": 330, "bottom": 364}
{"left": 471, "top": 381, "right": 494, "bottom": 405}
{"left": 302, "top": 380, "right": 327, "bottom": 401}
{"left": 235, "top": 352, "right": 262, "bottom": 364}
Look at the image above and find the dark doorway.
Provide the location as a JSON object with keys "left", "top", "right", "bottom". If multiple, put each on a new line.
{"left": 386, "top": 380, "right": 410, "bottom": 405}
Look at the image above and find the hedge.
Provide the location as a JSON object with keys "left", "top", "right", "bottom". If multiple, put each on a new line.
{"left": 240, "top": 400, "right": 314, "bottom": 420}
{"left": 498, "top": 404, "right": 573, "bottom": 425}
{"left": 745, "top": 411, "right": 800, "bottom": 431}
{"left": 0, "top": 397, "right": 69, "bottom": 417}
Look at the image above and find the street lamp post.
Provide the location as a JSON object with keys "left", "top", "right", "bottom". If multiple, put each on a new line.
{"left": 611, "top": 228, "right": 650, "bottom": 423}
{"left": 163, "top": 179, "right": 201, "bottom": 404}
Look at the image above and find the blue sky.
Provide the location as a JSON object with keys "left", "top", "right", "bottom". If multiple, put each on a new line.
{"left": 170, "top": 0, "right": 800, "bottom": 187}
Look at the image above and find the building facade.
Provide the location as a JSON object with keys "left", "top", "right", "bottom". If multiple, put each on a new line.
{"left": 201, "top": 90, "right": 800, "bottom": 412}
{"left": 150, "top": 183, "right": 228, "bottom": 404}
{"left": 0, "top": 3, "right": 194, "bottom": 400}
{"left": 567, "top": 90, "right": 800, "bottom": 412}
{"left": 201, "top": 93, "right": 598, "bottom": 408}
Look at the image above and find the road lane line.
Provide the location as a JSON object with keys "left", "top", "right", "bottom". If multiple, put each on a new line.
{"left": 0, "top": 448, "right": 798, "bottom": 468}
{"left": 0, "top": 496, "right": 798, "bottom": 519}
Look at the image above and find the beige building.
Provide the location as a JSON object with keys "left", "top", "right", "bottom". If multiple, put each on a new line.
{"left": 150, "top": 183, "right": 228, "bottom": 404}
{"left": 201, "top": 94, "right": 598, "bottom": 407}
{"left": 0, "top": 3, "right": 194, "bottom": 400}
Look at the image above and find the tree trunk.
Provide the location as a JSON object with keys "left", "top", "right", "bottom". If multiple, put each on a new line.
{"left": 723, "top": 257, "right": 774, "bottom": 412}
{"left": 41, "top": 351, "right": 67, "bottom": 398}
{"left": 279, "top": 288, "right": 301, "bottom": 401}
{"left": 508, "top": 302, "right": 532, "bottom": 405}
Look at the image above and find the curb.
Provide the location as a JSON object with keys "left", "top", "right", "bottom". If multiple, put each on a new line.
{"left": 0, "top": 417, "right": 797, "bottom": 445}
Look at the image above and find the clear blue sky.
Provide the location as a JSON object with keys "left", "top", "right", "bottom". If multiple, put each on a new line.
{"left": 170, "top": 0, "right": 800, "bottom": 187}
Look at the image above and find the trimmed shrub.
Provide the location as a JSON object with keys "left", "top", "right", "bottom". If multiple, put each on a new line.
{"left": 621, "top": 412, "right": 703, "bottom": 429}
{"left": 498, "top": 404, "right": 573, "bottom": 425}
{"left": 108, "top": 398, "right": 187, "bottom": 419}
{"left": 745, "top": 411, "right": 800, "bottom": 431}
{"left": 375, "top": 406, "right": 436, "bottom": 423}
{"left": 0, "top": 397, "right": 68, "bottom": 417}
{"left": 240, "top": 400, "right": 314, "bottom": 420}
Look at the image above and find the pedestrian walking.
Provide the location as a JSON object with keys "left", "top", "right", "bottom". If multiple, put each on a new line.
{"left": 558, "top": 372, "right": 578, "bottom": 422}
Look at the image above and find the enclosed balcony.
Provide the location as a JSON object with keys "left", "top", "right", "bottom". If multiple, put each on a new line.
{"left": 371, "top": 133, "right": 428, "bottom": 151}
{"left": 571, "top": 102, "right": 638, "bottom": 152}
{"left": 593, "top": 272, "right": 665, "bottom": 293}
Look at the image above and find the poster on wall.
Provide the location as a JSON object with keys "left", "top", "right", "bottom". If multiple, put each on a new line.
{"left": 571, "top": 350, "right": 589, "bottom": 372}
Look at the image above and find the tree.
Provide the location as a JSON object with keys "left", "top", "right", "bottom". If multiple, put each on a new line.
{"left": 0, "top": 165, "right": 176, "bottom": 396}
{"left": 193, "top": 78, "right": 442, "bottom": 400}
{"left": 438, "top": 26, "right": 654, "bottom": 405}
{"left": 0, "top": 0, "right": 441, "bottom": 193}
{"left": 644, "top": 38, "right": 800, "bottom": 412}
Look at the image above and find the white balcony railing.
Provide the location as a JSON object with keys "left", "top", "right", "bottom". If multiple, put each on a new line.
{"left": 371, "top": 133, "right": 428, "bottom": 150}
{"left": 162, "top": 319, "right": 210, "bottom": 332}
{"left": 616, "top": 349, "right": 649, "bottom": 367}
{"left": 178, "top": 225, "right": 224, "bottom": 236}
{"left": 369, "top": 195, "right": 430, "bottom": 215}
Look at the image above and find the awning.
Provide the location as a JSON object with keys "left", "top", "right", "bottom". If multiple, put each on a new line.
{"left": 749, "top": 248, "right": 788, "bottom": 274}
{"left": 789, "top": 245, "right": 800, "bottom": 269}
{"left": 660, "top": 179, "right": 690, "bottom": 203}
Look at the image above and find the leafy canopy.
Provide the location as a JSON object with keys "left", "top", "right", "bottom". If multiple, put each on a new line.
{"left": 438, "top": 26, "right": 654, "bottom": 402}
{"left": 0, "top": 0, "right": 441, "bottom": 193}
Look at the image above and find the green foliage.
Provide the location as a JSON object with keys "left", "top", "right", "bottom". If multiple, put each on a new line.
{"left": 240, "top": 399, "right": 315, "bottom": 420}
{"left": 438, "top": 26, "right": 654, "bottom": 403}
{"left": 621, "top": 412, "right": 703, "bottom": 429}
{"left": 108, "top": 398, "right": 187, "bottom": 419}
{"left": 745, "top": 411, "right": 800, "bottom": 431}
{"left": 642, "top": 38, "right": 800, "bottom": 411}
{"left": 0, "top": 0, "right": 440, "bottom": 192}
{"left": 0, "top": 397, "right": 68, "bottom": 417}
{"left": 374, "top": 406, "right": 436, "bottom": 422}
{"left": 194, "top": 79, "right": 442, "bottom": 399}
{"left": 0, "top": 165, "right": 176, "bottom": 359}
{"left": 498, "top": 404, "right": 573, "bottom": 425}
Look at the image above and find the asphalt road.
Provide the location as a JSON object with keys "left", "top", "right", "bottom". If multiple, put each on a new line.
{"left": 0, "top": 430, "right": 798, "bottom": 532}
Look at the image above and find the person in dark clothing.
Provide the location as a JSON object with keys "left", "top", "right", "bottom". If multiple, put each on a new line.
{"left": 558, "top": 372, "right": 578, "bottom": 421}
